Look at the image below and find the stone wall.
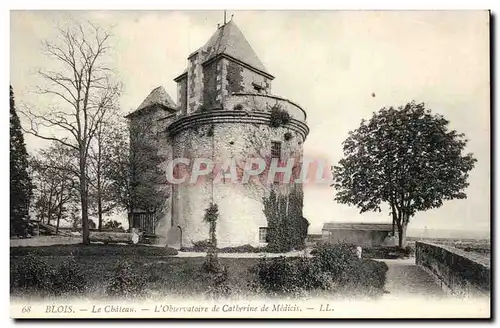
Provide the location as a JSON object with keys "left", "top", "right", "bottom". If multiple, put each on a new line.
{"left": 223, "top": 58, "right": 272, "bottom": 98}
{"left": 415, "top": 241, "right": 490, "bottom": 297}
{"left": 180, "top": 55, "right": 274, "bottom": 115}
{"left": 202, "top": 60, "right": 218, "bottom": 110}
{"left": 187, "top": 52, "right": 204, "bottom": 114}
{"left": 168, "top": 113, "right": 305, "bottom": 247}
{"left": 224, "top": 93, "right": 307, "bottom": 122}
{"left": 176, "top": 76, "right": 188, "bottom": 113}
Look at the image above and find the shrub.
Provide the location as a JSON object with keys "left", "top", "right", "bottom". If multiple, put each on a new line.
{"left": 191, "top": 240, "right": 212, "bottom": 252}
{"left": 254, "top": 256, "right": 297, "bottom": 293}
{"left": 403, "top": 245, "right": 415, "bottom": 257}
{"left": 313, "top": 243, "right": 358, "bottom": 277}
{"left": 200, "top": 253, "right": 230, "bottom": 298}
{"left": 253, "top": 243, "right": 389, "bottom": 298}
{"left": 269, "top": 105, "right": 291, "bottom": 128}
{"left": 51, "top": 257, "right": 87, "bottom": 295}
{"left": 203, "top": 203, "right": 219, "bottom": 249}
{"left": 11, "top": 253, "right": 53, "bottom": 292}
{"left": 219, "top": 244, "right": 261, "bottom": 253}
{"left": 334, "top": 258, "right": 389, "bottom": 298}
{"left": 350, "top": 259, "right": 388, "bottom": 292}
{"left": 202, "top": 252, "right": 220, "bottom": 273}
{"left": 106, "top": 261, "right": 147, "bottom": 298}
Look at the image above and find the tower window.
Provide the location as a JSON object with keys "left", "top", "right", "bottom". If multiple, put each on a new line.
{"left": 252, "top": 82, "right": 264, "bottom": 93}
{"left": 259, "top": 227, "right": 269, "bottom": 243}
{"left": 271, "top": 141, "right": 282, "bottom": 159}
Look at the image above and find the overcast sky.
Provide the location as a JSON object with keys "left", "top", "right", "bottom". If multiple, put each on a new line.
{"left": 10, "top": 10, "right": 490, "bottom": 234}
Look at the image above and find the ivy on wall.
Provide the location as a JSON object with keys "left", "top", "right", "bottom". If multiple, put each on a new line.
{"left": 263, "top": 185, "right": 309, "bottom": 252}
{"left": 269, "top": 105, "right": 291, "bottom": 128}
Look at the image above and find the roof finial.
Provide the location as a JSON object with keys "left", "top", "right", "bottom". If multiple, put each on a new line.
{"left": 224, "top": 10, "right": 227, "bottom": 24}
{"left": 231, "top": 14, "right": 234, "bottom": 21}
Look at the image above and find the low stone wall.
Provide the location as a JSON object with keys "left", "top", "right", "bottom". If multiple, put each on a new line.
{"left": 415, "top": 241, "right": 490, "bottom": 297}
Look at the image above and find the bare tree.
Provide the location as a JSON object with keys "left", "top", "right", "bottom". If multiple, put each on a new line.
{"left": 20, "top": 21, "right": 121, "bottom": 244}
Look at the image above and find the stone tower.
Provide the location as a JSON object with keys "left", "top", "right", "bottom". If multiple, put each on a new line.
{"left": 128, "top": 19, "right": 309, "bottom": 248}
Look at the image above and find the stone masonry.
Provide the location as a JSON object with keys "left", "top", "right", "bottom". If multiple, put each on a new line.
{"left": 127, "top": 19, "right": 309, "bottom": 247}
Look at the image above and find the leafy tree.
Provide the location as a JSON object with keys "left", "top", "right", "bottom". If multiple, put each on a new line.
{"left": 10, "top": 85, "right": 33, "bottom": 235}
{"left": 21, "top": 21, "right": 121, "bottom": 244}
{"left": 332, "top": 101, "right": 477, "bottom": 247}
{"left": 30, "top": 143, "right": 79, "bottom": 232}
{"left": 105, "top": 118, "right": 168, "bottom": 231}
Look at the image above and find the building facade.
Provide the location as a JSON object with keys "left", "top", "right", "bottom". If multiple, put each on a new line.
{"left": 126, "top": 19, "right": 309, "bottom": 248}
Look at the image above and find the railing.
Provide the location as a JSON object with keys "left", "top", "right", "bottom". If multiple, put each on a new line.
{"left": 415, "top": 241, "right": 490, "bottom": 297}
{"left": 223, "top": 93, "right": 307, "bottom": 122}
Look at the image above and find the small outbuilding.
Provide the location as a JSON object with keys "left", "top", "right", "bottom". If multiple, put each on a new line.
{"left": 321, "top": 222, "right": 396, "bottom": 246}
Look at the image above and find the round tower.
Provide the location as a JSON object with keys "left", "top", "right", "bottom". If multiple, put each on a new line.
{"left": 166, "top": 20, "right": 309, "bottom": 248}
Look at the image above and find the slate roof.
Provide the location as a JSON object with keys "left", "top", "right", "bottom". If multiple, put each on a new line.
{"left": 125, "top": 86, "right": 177, "bottom": 118}
{"left": 200, "top": 20, "right": 271, "bottom": 76}
{"left": 322, "top": 222, "right": 393, "bottom": 232}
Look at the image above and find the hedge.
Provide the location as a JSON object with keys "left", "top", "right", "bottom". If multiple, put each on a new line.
{"left": 252, "top": 243, "right": 389, "bottom": 298}
{"left": 10, "top": 244, "right": 178, "bottom": 257}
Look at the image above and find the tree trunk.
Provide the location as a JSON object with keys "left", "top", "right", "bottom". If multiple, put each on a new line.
{"left": 97, "top": 127, "right": 103, "bottom": 232}
{"left": 392, "top": 216, "right": 395, "bottom": 236}
{"left": 80, "top": 155, "right": 90, "bottom": 245}
{"left": 127, "top": 210, "right": 134, "bottom": 233}
{"left": 97, "top": 195, "right": 103, "bottom": 231}
{"left": 398, "top": 223, "right": 407, "bottom": 248}
{"left": 89, "top": 230, "right": 141, "bottom": 244}
{"left": 210, "top": 221, "right": 216, "bottom": 249}
{"left": 56, "top": 202, "right": 63, "bottom": 234}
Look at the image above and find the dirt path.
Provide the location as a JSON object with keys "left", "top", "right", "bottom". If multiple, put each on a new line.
{"left": 380, "top": 258, "right": 446, "bottom": 299}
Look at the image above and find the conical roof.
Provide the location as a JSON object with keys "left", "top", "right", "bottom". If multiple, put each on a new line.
{"left": 137, "top": 86, "right": 176, "bottom": 111}
{"left": 126, "top": 86, "right": 177, "bottom": 118}
{"left": 201, "top": 20, "right": 271, "bottom": 77}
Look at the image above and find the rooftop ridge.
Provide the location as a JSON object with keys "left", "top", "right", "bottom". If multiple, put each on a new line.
{"left": 200, "top": 20, "right": 271, "bottom": 76}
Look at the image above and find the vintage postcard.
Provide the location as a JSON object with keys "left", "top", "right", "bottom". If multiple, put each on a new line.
{"left": 9, "top": 10, "right": 490, "bottom": 319}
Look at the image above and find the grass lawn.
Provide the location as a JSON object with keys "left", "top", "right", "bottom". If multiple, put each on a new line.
{"left": 10, "top": 244, "right": 261, "bottom": 300}
{"left": 10, "top": 243, "right": 388, "bottom": 300}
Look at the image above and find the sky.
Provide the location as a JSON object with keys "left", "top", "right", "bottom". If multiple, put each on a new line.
{"left": 10, "top": 10, "right": 490, "bottom": 235}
